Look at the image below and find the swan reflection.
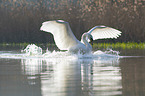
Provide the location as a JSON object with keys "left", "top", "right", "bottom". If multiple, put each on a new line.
{"left": 21, "top": 58, "right": 122, "bottom": 96}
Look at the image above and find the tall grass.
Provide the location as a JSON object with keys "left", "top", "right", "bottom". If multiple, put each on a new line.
{"left": 0, "top": 42, "right": 145, "bottom": 50}
{"left": 93, "top": 42, "right": 145, "bottom": 49}
{"left": 0, "top": 0, "right": 145, "bottom": 43}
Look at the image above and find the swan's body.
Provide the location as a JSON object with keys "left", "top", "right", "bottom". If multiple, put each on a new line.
{"left": 40, "top": 20, "right": 121, "bottom": 54}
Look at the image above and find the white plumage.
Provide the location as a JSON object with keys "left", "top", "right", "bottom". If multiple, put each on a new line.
{"left": 88, "top": 26, "right": 121, "bottom": 39}
{"left": 40, "top": 20, "right": 121, "bottom": 54}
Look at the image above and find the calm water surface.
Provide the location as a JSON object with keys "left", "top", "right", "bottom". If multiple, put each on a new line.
{"left": 0, "top": 47, "right": 145, "bottom": 96}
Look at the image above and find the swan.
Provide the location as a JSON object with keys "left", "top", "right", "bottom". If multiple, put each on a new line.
{"left": 40, "top": 20, "right": 121, "bottom": 54}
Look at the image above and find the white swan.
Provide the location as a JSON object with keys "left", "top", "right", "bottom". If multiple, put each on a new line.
{"left": 40, "top": 20, "right": 121, "bottom": 54}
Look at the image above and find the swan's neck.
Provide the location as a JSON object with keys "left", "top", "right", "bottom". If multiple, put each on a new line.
{"left": 81, "top": 33, "right": 92, "bottom": 50}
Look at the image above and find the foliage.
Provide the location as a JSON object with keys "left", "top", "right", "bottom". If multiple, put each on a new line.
{"left": 0, "top": 0, "right": 145, "bottom": 43}
{"left": 93, "top": 42, "right": 145, "bottom": 49}
{"left": 0, "top": 42, "right": 145, "bottom": 50}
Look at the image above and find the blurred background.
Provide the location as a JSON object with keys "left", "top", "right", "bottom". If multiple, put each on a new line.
{"left": 0, "top": 0, "right": 145, "bottom": 43}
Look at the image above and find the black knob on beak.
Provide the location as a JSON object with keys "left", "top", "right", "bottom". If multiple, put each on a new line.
{"left": 90, "top": 38, "right": 93, "bottom": 46}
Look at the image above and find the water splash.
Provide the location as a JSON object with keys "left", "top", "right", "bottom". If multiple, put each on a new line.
{"left": 21, "top": 44, "right": 42, "bottom": 56}
{"left": 0, "top": 44, "right": 120, "bottom": 59}
{"left": 105, "top": 48, "right": 120, "bottom": 56}
{"left": 93, "top": 49, "right": 120, "bottom": 58}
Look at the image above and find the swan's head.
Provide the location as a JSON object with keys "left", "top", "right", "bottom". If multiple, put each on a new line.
{"left": 82, "top": 33, "right": 93, "bottom": 46}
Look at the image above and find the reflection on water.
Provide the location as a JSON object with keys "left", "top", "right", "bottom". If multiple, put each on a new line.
{"left": 20, "top": 58, "right": 121, "bottom": 96}
{"left": 120, "top": 57, "right": 145, "bottom": 96}
{"left": 0, "top": 44, "right": 145, "bottom": 96}
{"left": 1, "top": 55, "right": 145, "bottom": 96}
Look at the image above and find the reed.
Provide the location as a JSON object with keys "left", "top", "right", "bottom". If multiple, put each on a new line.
{"left": 0, "top": 42, "right": 29, "bottom": 47}
{"left": 0, "top": 42, "right": 145, "bottom": 50}
{"left": 93, "top": 42, "right": 145, "bottom": 49}
{"left": 0, "top": 0, "right": 145, "bottom": 43}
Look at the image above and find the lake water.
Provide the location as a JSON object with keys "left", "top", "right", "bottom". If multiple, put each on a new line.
{"left": 0, "top": 45, "right": 145, "bottom": 96}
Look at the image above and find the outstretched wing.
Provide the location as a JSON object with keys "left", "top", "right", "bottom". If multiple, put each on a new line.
{"left": 40, "top": 20, "right": 79, "bottom": 50}
{"left": 88, "top": 25, "right": 121, "bottom": 40}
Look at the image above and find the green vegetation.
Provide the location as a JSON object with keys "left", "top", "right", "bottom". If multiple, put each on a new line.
{"left": 0, "top": 42, "right": 145, "bottom": 50}
{"left": 0, "top": 42, "right": 29, "bottom": 47}
{"left": 0, "top": 43, "right": 55, "bottom": 48}
{"left": 93, "top": 42, "right": 145, "bottom": 49}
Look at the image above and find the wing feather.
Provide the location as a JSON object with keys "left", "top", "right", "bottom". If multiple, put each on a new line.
{"left": 88, "top": 26, "right": 121, "bottom": 40}
{"left": 40, "top": 20, "right": 79, "bottom": 50}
